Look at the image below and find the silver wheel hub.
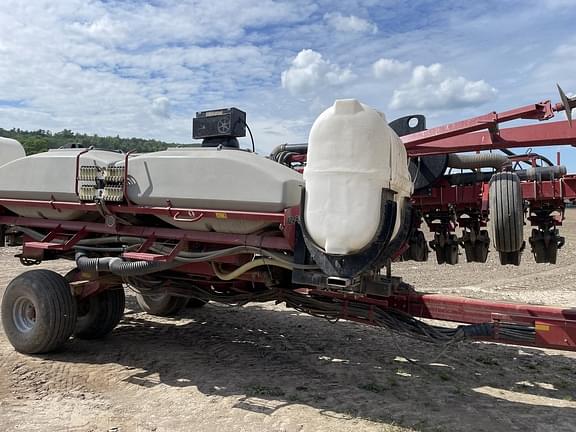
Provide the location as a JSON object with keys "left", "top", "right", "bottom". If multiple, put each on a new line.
{"left": 13, "top": 297, "right": 37, "bottom": 332}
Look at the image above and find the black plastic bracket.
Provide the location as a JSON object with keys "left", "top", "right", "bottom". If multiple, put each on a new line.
{"left": 298, "top": 188, "right": 411, "bottom": 278}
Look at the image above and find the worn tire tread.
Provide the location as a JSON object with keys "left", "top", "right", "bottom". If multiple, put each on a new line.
{"left": 490, "top": 172, "right": 524, "bottom": 258}
{"left": 1, "top": 269, "right": 77, "bottom": 354}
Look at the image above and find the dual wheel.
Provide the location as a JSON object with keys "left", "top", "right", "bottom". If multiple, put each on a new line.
{"left": 1, "top": 269, "right": 125, "bottom": 354}
{"left": 430, "top": 232, "right": 459, "bottom": 265}
{"left": 135, "top": 293, "right": 206, "bottom": 317}
{"left": 402, "top": 230, "right": 429, "bottom": 262}
{"left": 461, "top": 229, "right": 490, "bottom": 263}
{"left": 431, "top": 230, "right": 490, "bottom": 265}
{"left": 429, "top": 173, "right": 525, "bottom": 266}
{"left": 1, "top": 270, "right": 207, "bottom": 354}
{"left": 530, "top": 228, "right": 564, "bottom": 264}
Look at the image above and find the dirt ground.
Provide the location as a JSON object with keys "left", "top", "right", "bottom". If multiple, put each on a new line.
{"left": 2, "top": 212, "right": 576, "bottom": 432}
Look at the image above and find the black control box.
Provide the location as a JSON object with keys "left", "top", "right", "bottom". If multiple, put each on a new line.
{"left": 193, "top": 107, "right": 246, "bottom": 139}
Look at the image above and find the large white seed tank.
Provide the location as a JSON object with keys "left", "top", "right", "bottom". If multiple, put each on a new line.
{"left": 0, "top": 137, "right": 25, "bottom": 167}
{"left": 303, "top": 99, "right": 412, "bottom": 255}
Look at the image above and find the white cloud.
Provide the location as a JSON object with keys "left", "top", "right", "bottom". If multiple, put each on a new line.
{"left": 390, "top": 63, "right": 497, "bottom": 110}
{"left": 372, "top": 58, "right": 412, "bottom": 78}
{"left": 281, "top": 49, "right": 355, "bottom": 95}
{"left": 0, "top": 0, "right": 574, "bottom": 164}
{"left": 151, "top": 97, "right": 171, "bottom": 118}
{"left": 0, "top": 0, "right": 296, "bottom": 142}
{"left": 70, "top": 15, "right": 127, "bottom": 46}
{"left": 324, "top": 12, "right": 378, "bottom": 34}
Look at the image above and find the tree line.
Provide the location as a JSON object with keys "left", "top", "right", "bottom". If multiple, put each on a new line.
{"left": 0, "top": 128, "right": 180, "bottom": 155}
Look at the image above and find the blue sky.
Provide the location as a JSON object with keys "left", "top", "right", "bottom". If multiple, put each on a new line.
{"left": 1, "top": 0, "right": 575, "bottom": 165}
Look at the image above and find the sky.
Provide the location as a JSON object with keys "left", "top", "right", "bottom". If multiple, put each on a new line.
{"left": 1, "top": 0, "right": 575, "bottom": 165}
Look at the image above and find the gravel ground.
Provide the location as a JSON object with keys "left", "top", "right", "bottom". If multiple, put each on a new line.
{"left": 2, "top": 211, "right": 576, "bottom": 432}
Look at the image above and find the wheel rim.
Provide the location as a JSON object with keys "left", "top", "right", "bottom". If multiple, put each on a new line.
{"left": 144, "top": 293, "right": 168, "bottom": 305}
{"left": 12, "top": 297, "right": 37, "bottom": 332}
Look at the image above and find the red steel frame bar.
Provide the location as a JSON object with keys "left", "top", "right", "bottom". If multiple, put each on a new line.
{"left": 278, "top": 122, "right": 576, "bottom": 160}
{"left": 405, "top": 120, "right": 576, "bottom": 156}
{"left": 406, "top": 294, "right": 576, "bottom": 351}
{"left": 401, "top": 100, "right": 559, "bottom": 147}
{"left": 311, "top": 289, "right": 576, "bottom": 351}
{"left": 0, "top": 215, "right": 292, "bottom": 250}
{"left": 412, "top": 176, "right": 576, "bottom": 212}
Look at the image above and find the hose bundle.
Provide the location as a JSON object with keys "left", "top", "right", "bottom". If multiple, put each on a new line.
{"left": 75, "top": 252, "right": 180, "bottom": 276}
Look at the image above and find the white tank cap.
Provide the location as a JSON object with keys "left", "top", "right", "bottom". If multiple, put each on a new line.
{"left": 333, "top": 99, "right": 364, "bottom": 115}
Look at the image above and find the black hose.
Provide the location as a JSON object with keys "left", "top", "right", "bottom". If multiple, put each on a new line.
{"left": 501, "top": 149, "right": 554, "bottom": 167}
{"left": 10, "top": 228, "right": 318, "bottom": 270}
{"left": 281, "top": 290, "right": 535, "bottom": 345}
{"left": 269, "top": 143, "right": 308, "bottom": 160}
{"left": 75, "top": 252, "right": 180, "bottom": 276}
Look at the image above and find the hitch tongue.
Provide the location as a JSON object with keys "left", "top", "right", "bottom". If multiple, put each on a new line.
{"left": 557, "top": 84, "right": 576, "bottom": 127}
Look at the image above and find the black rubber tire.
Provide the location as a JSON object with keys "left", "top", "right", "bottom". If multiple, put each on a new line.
{"left": 412, "top": 231, "right": 429, "bottom": 262}
{"left": 186, "top": 298, "right": 207, "bottom": 308}
{"left": 464, "top": 244, "right": 488, "bottom": 263}
{"left": 434, "top": 246, "right": 445, "bottom": 265}
{"left": 431, "top": 234, "right": 445, "bottom": 264}
{"left": 547, "top": 242, "right": 558, "bottom": 265}
{"left": 402, "top": 231, "right": 429, "bottom": 262}
{"left": 1, "top": 269, "right": 77, "bottom": 354}
{"left": 499, "top": 251, "right": 521, "bottom": 266}
{"left": 445, "top": 235, "right": 459, "bottom": 265}
{"left": 401, "top": 248, "right": 411, "bottom": 261}
{"left": 489, "top": 172, "right": 524, "bottom": 265}
{"left": 464, "top": 230, "right": 489, "bottom": 263}
{"left": 474, "top": 243, "right": 489, "bottom": 263}
{"left": 74, "top": 288, "right": 125, "bottom": 339}
{"left": 463, "top": 242, "right": 476, "bottom": 262}
{"left": 531, "top": 229, "right": 548, "bottom": 264}
{"left": 532, "top": 233, "right": 559, "bottom": 264}
{"left": 135, "top": 293, "right": 188, "bottom": 317}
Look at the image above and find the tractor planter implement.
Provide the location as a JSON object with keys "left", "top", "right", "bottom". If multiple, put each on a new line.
{"left": 1, "top": 91, "right": 576, "bottom": 355}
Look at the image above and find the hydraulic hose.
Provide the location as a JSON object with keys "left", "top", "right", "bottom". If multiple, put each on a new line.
{"left": 14, "top": 227, "right": 319, "bottom": 270}
{"left": 269, "top": 143, "right": 308, "bottom": 161}
{"left": 501, "top": 149, "right": 554, "bottom": 167}
{"left": 75, "top": 252, "right": 180, "bottom": 276}
{"left": 211, "top": 258, "right": 293, "bottom": 281}
{"left": 447, "top": 153, "right": 510, "bottom": 170}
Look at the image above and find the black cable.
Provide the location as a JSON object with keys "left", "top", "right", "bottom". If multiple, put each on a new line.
{"left": 501, "top": 148, "right": 554, "bottom": 167}
{"left": 242, "top": 120, "right": 255, "bottom": 153}
{"left": 124, "top": 272, "right": 536, "bottom": 345}
{"left": 248, "top": 125, "right": 255, "bottom": 153}
{"left": 228, "top": 117, "right": 256, "bottom": 153}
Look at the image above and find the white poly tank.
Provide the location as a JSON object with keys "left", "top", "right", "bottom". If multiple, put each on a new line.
{"left": 0, "top": 137, "right": 25, "bottom": 167}
{"left": 303, "top": 99, "right": 412, "bottom": 255}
